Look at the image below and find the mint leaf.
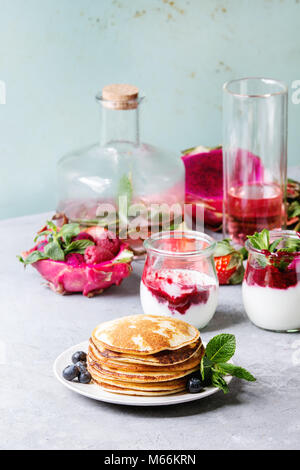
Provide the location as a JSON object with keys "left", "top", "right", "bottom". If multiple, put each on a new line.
{"left": 200, "top": 333, "right": 256, "bottom": 394}
{"left": 59, "top": 223, "right": 80, "bottom": 244}
{"left": 211, "top": 372, "right": 229, "bottom": 394}
{"left": 217, "top": 363, "right": 256, "bottom": 382}
{"left": 118, "top": 173, "right": 133, "bottom": 210}
{"left": 288, "top": 201, "right": 300, "bottom": 218}
{"left": 239, "top": 246, "right": 248, "bottom": 260}
{"left": 205, "top": 333, "right": 236, "bottom": 363}
{"left": 247, "top": 229, "right": 270, "bottom": 250}
{"left": 269, "top": 238, "right": 283, "bottom": 252}
{"left": 46, "top": 220, "right": 58, "bottom": 232}
{"left": 200, "top": 356, "right": 213, "bottom": 385}
{"left": 261, "top": 229, "right": 269, "bottom": 249}
{"left": 279, "top": 237, "right": 300, "bottom": 253}
{"left": 34, "top": 230, "right": 52, "bottom": 242}
{"left": 64, "top": 239, "right": 94, "bottom": 255}
{"left": 44, "top": 241, "right": 65, "bottom": 261}
{"left": 21, "top": 250, "right": 47, "bottom": 264}
{"left": 256, "top": 253, "right": 268, "bottom": 268}
{"left": 214, "top": 239, "right": 235, "bottom": 257}
{"left": 113, "top": 248, "right": 134, "bottom": 264}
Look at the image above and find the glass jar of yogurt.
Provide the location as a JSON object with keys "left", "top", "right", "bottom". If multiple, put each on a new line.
{"left": 243, "top": 230, "right": 300, "bottom": 332}
{"left": 140, "top": 231, "right": 219, "bottom": 329}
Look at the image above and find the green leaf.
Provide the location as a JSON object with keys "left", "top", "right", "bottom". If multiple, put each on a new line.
{"left": 34, "top": 230, "right": 52, "bottom": 242}
{"left": 214, "top": 239, "right": 235, "bottom": 257}
{"left": 46, "top": 220, "right": 58, "bottom": 231}
{"left": 21, "top": 250, "right": 47, "bottom": 264}
{"left": 64, "top": 239, "right": 94, "bottom": 255}
{"left": 279, "top": 237, "right": 300, "bottom": 253}
{"left": 200, "top": 356, "right": 204, "bottom": 380}
{"left": 261, "top": 229, "right": 269, "bottom": 249}
{"left": 217, "top": 363, "right": 256, "bottom": 382}
{"left": 247, "top": 229, "right": 270, "bottom": 251}
{"left": 200, "top": 356, "right": 213, "bottom": 386}
{"left": 205, "top": 334, "right": 236, "bottom": 363}
{"left": 59, "top": 223, "right": 81, "bottom": 244}
{"left": 112, "top": 248, "right": 134, "bottom": 264}
{"left": 44, "top": 241, "right": 65, "bottom": 261}
{"left": 256, "top": 254, "right": 268, "bottom": 268}
{"left": 118, "top": 173, "right": 133, "bottom": 210}
{"left": 211, "top": 372, "right": 229, "bottom": 394}
{"left": 228, "top": 262, "right": 245, "bottom": 285}
{"left": 269, "top": 238, "right": 283, "bottom": 252}
{"left": 239, "top": 246, "right": 248, "bottom": 260}
{"left": 288, "top": 201, "right": 300, "bottom": 218}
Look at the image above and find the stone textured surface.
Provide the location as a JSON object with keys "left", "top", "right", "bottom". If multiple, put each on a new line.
{"left": 1, "top": 211, "right": 300, "bottom": 450}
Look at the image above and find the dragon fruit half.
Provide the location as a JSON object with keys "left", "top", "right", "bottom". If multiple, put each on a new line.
{"left": 19, "top": 222, "right": 133, "bottom": 297}
{"left": 181, "top": 145, "right": 264, "bottom": 230}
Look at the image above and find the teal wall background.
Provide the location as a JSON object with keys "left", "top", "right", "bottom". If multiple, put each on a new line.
{"left": 0, "top": 0, "right": 299, "bottom": 219}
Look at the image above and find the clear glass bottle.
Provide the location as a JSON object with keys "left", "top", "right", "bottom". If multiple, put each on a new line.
{"left": 140, "top": 231, "right": 219, "bottom": 329}
{"left": 222, "top": 78, "right": 288, "bottom": 245}
{"left": 57, "top": 84, "right": 185, "bottom": 255}
{"left": 243, "top": 230, "right": 300, "bottom": 332}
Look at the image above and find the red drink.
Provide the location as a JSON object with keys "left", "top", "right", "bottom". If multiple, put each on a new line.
{"left": 226, "top": 183, "right": 283, "bottom": 244}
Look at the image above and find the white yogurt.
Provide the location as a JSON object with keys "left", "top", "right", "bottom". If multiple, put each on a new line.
{"left": 140, "top": 269, "right": 218, "bottom": 329}
{"left": 242, "top": 281, "right": 300, "bottom": 331}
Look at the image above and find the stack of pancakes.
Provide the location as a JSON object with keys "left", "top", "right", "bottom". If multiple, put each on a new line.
{"left": 87, "top": 315, "right": 204, "bottom": 396}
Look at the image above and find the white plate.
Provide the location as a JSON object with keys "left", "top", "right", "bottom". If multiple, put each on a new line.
{"left": 53, "top": 341, "right": 233, "bottom": 407}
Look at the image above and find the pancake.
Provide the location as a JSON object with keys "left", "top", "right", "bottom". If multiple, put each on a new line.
{"left": 89, "top": 366, "right": 187, "bottom": 391}
{"left": 92, "top": 315, "right": 200, "bottom": 355}
{"left": 87, "top": 357, "right": 199, "bottom": 383}
{"left": 94, "top": 379, "right": 186, "bottom": 396}
{"left": 88, "top": 339, "right": 204, "bottom": 372}
{"left": 91, "top": 338, "right": 202, "bottom": 366}
{"left": 87, "top": 314, "right": 204, "bottom": 397}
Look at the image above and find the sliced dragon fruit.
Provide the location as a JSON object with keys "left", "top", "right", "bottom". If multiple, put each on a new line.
{"left": 20, "top": 224, "right": 133, "bottom": 297}
{"left": 182, "top": 146, "right": 223, "bottom": 228}
{"left": 181, "top": 146, "right": 264, "bottom": 230}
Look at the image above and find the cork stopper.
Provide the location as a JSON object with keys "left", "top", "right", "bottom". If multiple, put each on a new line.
{"left": 102, "top": 84, "right": 139, "bottom": 110}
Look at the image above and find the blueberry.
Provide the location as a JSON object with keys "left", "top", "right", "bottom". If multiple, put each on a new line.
{"left": 187, "top": 376, "right": 204, "bottom": 393}
{"left": 72, "top": 351, "right": 87, "bottom": 364}
{"left": 78, "top": 370, "right": 92, "bottom": 384}
{"left": 75, "top": 361, "right": 87, "bottom": 372}
{"left": 63, "top": 364, "right": 79, "bottom": 382}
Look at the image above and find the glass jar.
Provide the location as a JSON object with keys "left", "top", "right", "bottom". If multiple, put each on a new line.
{"left": 140, "top": 231, "right": 219, "bottom": 329}
{"left": 243, "top": 230, "right": 300, "bottom": 332}
{"left": 223, "top": 78, "right": 288, "bottom": 245}
{"left": 56, "top": 84, "right": 185, "bottom": 256}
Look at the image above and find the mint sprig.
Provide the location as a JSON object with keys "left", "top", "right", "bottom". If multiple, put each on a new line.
{"left": 205, "top": 333, "right": 236, "bottom": 363}
{"left": 247, "top": 229, "right": 274, "bottom": 251}
{"left": 200, "top": 334, "right": 256, "bottom": 394}
{"left": 247, "top": 229, "right": 300, "bottom": 254}
{"left": 283, "top": 237, "right": 300, "bottom": 253}
{"left": 18, "top": 221, "right": 95, "bottom": 265}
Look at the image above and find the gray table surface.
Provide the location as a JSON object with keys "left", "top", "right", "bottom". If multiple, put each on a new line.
{"left": 1, "top": 201, "right": 300, "bottom": 450}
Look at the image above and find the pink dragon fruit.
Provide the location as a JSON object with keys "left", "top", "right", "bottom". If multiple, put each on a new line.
{"left": 84, "top": 245, "right": 114, "bottom": 264}
{"left": 19, "top": 223, "right": 133, "bottom": 297}
{"left": 90, "top": 229, "right": 120, "bottom": 255}
{"left": 181, "top": 145, "right": 264, "bottom": 230}
{"left": 65, "top": 253, "right": 85, "bottom": 266}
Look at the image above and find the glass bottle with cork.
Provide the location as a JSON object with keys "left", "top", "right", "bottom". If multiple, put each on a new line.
{"left": 57, "top": 84, "right": 185, "bottom": 255}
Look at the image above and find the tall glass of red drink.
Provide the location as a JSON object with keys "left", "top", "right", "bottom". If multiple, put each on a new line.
{"left": 222, "top": 78, "right": 288, "bottom": 245}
